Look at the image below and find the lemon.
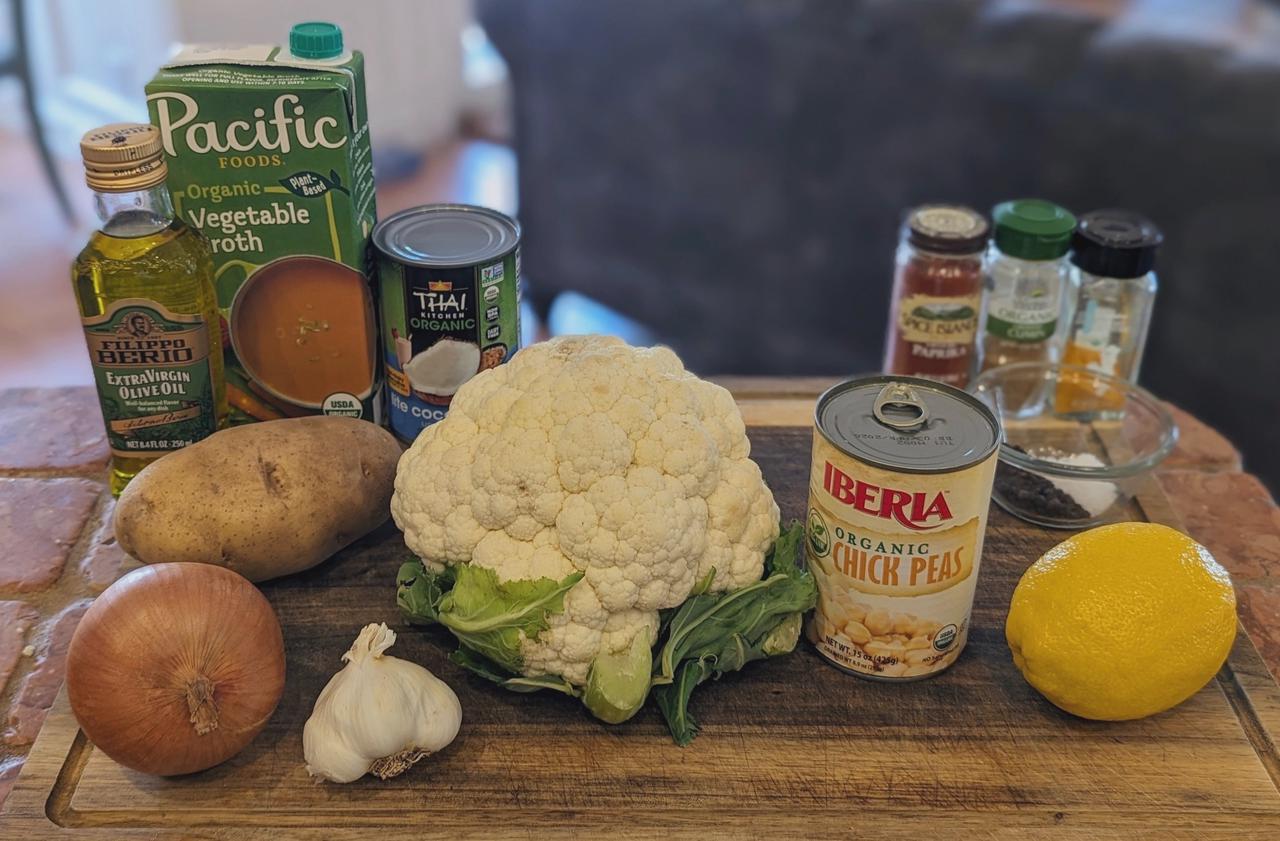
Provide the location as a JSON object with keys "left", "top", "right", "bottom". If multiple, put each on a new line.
{"left": 1006, "top": 522, "right": 1236, "bottom": 720}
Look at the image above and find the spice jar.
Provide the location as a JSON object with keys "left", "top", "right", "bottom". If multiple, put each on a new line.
{"left": 979, "top": 199, "right": 1076, "bottom": 375}
{"left": 883, "top": 205, "right": 989, "bottom": 388}
{"left": 1056, "top": 209, "right": 1162, "bottom": 412}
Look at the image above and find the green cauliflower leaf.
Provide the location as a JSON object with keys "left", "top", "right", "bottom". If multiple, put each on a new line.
{"left": 450, "top": 646, "right": 580, "bottom": 696}
{"left": 437, "top": 565, "right": 584, "bottom": 673}
{"left": 652, "top": 520, "right": 816, "bottom": 744}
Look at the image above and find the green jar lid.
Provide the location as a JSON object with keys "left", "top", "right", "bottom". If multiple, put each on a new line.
{"left": 289, "top": 21, "right": 344, "bottom": 59}
{"left": 992, "top": 199, "right": 1076, "bottom": 261}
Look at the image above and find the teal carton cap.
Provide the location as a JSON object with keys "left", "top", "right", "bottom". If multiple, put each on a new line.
{"left": 290, "top": 22, "right": 344, "bottom": 59}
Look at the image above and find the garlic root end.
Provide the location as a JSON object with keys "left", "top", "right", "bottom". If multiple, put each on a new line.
{"left": 368, "top": 747, "right": 430, "bottom": 779}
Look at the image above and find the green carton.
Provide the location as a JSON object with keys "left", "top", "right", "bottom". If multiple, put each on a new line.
{"left": 146, "top": 40, "right": 380, "bottom": 423}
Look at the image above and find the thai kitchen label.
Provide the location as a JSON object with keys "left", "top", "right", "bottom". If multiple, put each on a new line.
{"left": 81, "top": 298, "right": 218, "bottom": 458}
{"left": 379, "top": 251, "right": 521, "bottom": 443}
{"left": 805, "top": 431, "right": 997, "bottom": 679}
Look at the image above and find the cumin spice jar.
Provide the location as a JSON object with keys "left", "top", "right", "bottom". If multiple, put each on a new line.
{"left": 883, "top": 205, "right": 989, "bottom": 388}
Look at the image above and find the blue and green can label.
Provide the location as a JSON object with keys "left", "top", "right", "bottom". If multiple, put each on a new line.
{"left": 376, "top": 206, "right": 521, "bottom": 443}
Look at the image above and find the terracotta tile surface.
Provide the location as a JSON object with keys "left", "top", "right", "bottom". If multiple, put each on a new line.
{"left": 1161, "top": 402, "right": 1242, "bottom": 472}
{"left": 78, "top": 499, "right": 137, "bottom": 593}
{"left": 0, "top": 756, "right": 22, "bottom": 810}
{"left": 0, "top": 389, "right": 108, "bottom": 472}
{"left": 0, "top": 478, "right": 100, "bottom": 592}
{"left": 0, "top": 601, "right": 38, "bottom": 695}
{"left": 1237, "top": 585, "right": 1280, "bottom": 683}
{"left": 2, "top": 600, "right": 90, "bottom": 748}
{"left": 1158, "top": 471, "right": 1280, "bottom": 582}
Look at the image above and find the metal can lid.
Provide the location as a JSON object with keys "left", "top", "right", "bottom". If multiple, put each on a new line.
{"left": 815, "top": 375, "right": 1000, "bottom": 474}
{"left": 373, "top": 204, "right": 521, "bottom": 268}
{"left": 905, "top": 205, "right": 990, "bottom": 255}
{"left": 79, "top": 123, "right": 167, "bottom": 192}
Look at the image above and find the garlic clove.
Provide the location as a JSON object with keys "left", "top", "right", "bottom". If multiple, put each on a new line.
{"left": 303, "top": 715, "right": 370, "bottom": 784}
{"left": 303, "top": 623, "right": 462, "bottom": 783}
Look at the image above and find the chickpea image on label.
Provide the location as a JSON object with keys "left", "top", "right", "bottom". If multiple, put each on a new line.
{"left": 810, "top": 596, "right": 961, "bottom": 677}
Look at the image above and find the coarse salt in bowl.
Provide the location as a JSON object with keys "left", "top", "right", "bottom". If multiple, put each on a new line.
{"left": 969, "top": 362, "right": 1178, "bottom": 529}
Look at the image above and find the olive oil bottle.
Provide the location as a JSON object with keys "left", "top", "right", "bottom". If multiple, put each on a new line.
{"left": 73, "top": 123, "right": 226, "bottom": 495}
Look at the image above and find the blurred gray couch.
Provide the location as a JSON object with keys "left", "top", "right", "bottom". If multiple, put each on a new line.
{"left": 479, "top": 0, "right": 1280, "bottom": 489}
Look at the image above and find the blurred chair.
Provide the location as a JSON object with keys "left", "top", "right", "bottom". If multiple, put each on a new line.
{"left": 1, "top": 0, "right": 73, "bottom": 222}
{"left": 480, "top": 0, "right": 1280, "bottom": 490}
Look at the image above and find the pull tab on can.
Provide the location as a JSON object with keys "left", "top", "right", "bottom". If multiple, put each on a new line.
{"left": 873, "top": 381, "right": 930, "bottom": 430}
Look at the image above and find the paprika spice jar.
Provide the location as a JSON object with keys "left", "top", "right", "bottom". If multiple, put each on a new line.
{"left": 883, "top": 205, "right": 989, "bottom": 388}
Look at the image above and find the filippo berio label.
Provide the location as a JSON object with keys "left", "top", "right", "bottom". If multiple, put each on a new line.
{"left": 81, "top": 299, "right": 217, "bottom": 458}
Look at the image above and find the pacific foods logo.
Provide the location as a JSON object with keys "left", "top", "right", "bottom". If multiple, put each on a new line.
{"left": 822, "top": 461, "right": 953, "bottom": 531}
{"left": 148, "top": 92, "right": 347, "bottom": 156}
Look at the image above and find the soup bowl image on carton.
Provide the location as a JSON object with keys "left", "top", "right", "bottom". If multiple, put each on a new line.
{"left": 229, "top": 256, "right": 376, "bottom": 412}
{"left": 145, "top": 22, "right": 380, "bottom": 423}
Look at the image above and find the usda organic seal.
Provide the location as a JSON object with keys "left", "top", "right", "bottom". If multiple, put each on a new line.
{"left": 322, "top": 392, "right": 363, "bottom": 418}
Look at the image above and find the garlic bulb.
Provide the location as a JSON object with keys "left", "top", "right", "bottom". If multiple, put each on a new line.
{"left": 303, "top": 623, "right": 461, "bottom": 783}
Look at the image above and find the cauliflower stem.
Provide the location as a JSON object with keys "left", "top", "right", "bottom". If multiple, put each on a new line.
{"left": 396, "top": 521, "right": 815, "bottom": 744}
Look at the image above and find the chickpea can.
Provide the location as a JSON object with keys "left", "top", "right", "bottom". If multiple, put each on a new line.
{"left": 805, "top": 376, "right": 1000, "bottom": 680}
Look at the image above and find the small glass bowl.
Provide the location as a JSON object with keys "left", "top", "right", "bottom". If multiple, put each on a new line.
{"left": 969, "top": 362, "right": 1178, "bottom": 529}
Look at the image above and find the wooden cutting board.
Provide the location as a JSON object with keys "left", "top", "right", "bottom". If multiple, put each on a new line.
{"left": 3, "top": 426, "right": 1279, "bottom": 840}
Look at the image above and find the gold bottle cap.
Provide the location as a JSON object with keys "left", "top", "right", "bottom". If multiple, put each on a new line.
{"left": 80, "top": 123, "right": 167, "bottom": 192}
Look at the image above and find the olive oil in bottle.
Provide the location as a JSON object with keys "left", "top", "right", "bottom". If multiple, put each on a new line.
{"left": 73, "top": 123, "right": 226, "bottom": 495}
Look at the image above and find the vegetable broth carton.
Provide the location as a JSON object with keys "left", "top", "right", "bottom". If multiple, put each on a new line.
{"left": 145, "top": 23, "right": 380, "bottom": 424}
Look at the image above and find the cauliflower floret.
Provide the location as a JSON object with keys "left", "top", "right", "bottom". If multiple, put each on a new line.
{"left": 393, "top": 335, "right": 780, "bottom": 688}
{"left": 519, "top": 581, "right": 610, "bottom": 684}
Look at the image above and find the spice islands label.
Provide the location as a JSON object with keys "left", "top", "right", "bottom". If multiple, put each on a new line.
{"left": 897, "top": 293, "right": 981, "bottom": 345}
{"left": 82, "top": 298, "right": 217, "bottom": 458}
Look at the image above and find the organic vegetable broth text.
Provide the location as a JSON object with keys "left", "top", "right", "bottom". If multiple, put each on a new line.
{"left": 374, "top": 205, "right": 522, "bottom": 442}
{"left": 144, "top": 29, "right": 380, "bottom": 423}
{"left": 806, "top": 377, "right": 999, "bottom": 680}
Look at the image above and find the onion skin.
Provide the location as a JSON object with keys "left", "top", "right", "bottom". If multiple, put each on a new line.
{"left": 66, "top": 563, "right": 286, "bottom": 776}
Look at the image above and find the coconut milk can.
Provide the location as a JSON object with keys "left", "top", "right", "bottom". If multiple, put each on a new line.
{"left": 373, "top": 204, "right": 522, "bottom": 443}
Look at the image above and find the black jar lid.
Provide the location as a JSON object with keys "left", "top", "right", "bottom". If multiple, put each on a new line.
{"left": 905, "top": 204, "right": 990, "bottom": 255}
{"left": 1071, "top": 209, "right": 1163, "bottom": 279}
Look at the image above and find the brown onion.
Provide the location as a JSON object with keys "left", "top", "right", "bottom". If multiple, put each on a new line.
{"left": 66, "top": 562, "right": 286, "bottom": 776}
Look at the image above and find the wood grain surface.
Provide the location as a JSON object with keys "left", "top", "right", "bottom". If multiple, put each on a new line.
{"left": 1, "top": 426, "right": 1278, "bottom": 840}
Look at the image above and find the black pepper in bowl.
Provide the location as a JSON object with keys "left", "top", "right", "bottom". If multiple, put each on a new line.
{"left": 995, "top": 444, "right": 1092, "bottom": 522}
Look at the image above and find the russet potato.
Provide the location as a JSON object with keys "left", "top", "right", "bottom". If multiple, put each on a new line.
{"left": 115, "top": 416, "right": 402, "bottom": 582}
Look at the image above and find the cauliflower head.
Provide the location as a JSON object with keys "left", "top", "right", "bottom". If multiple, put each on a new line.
{"left": 392, "top": 335, "right": 780, "bottom": 688}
